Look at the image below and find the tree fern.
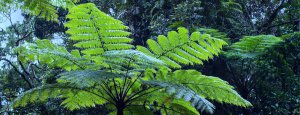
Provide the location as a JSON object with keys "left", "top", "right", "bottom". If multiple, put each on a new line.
{"left": 14, "top": 68, "right": 251, "bottom": 114}
{"left": 137, "top": 27, "right": 227, "bottom": 68}
{"left": 226, "top": 35, "right": 283, "bottom": 58}
{"left": 13, "top": 3, "right": 251, "bottom": 115}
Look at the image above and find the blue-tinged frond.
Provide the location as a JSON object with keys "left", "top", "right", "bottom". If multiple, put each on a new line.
{"left": 226, "top": 35, "right": 283, "bottom": 58}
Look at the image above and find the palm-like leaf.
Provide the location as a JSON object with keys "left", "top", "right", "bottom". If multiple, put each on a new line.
{"left": 15, "top": 39, "right": 87, "bottom": 71}
{"left": 137, "top": 27, "right": 227, "bottom": 68}
{"left": 102, "top": 50, "right": 165, "bottom": 70}
{"left": 22, "top": 0, "right": 80, "bottom": 21}
{"left": 13, "top": 84, "right": 107, "bottom": 111}
{"left": 143, "top": 80, "right": 215, "bottom": 114}
{"left": 197, "top": 28, "right": 231, "bottom": 44}
{"left": 64, "top": 3, "right": 133, "bottom": 56}
{"left": 57, "top": 70, "right": 124, "bottom": 88}
{"left": 226, "top": 35, "right": 283, "bottom": 58}
{"left": 143, "top": 69, "right": 251, "bottom": 113}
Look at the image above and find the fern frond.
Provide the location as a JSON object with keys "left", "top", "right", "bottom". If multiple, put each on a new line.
{"left": 226, "top": 35, "right": 283, "bottom": 58}
{"left": 169, "top": 70, "right": 252, "bottom": 107}
{"left": 109, "top": 106, "right": 153, "bottom": 115}
{"left": 197, "top": 28, "right": 231, "bottom": 44}
{"left": 15, "top": 39, "right": 87, "bottom": 71}
{"left": 143, "top": 69, "right": 252, "bottom": 113}
{"left": 57, "top": 70, "right": 124, "bottom": 88}
{"left": 22, "top": 0, "right": 80, "bottom": 21}
{"left": 143, "top": 80, "right": 215, "bottom": 114}
{"left": 13, "top": 84, "right": 107, "bottom": 111}
{"left": 65, "top": 3, "right": 133, "bottom": 57}
{"left": 101, "top": 50, "right": 165, "bottom": 71}
{"left": 137, "top": 27, "right": 227, "bottom": 68}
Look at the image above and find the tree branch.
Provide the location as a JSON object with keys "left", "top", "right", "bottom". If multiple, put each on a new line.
{"left": 15, "top": 31, "right": 32, "bottom": 46}
{"left": 3, "top": 10, "right": 20, "bottom": 38}
{"left": 258, "top": 0, "right": 291, "bottom": 32}
{"left": 240, "top": 2, "right": 256, "bottom": 31}
{"left": 29, "top": 62, "right": 41, "bottom": 83}
{"left": 0, "top": 58, "right": 33, "bottom": 88}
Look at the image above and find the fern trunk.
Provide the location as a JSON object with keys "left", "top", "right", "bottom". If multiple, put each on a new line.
{"left": 116, "top": 103, "right": 125, "bottom": 115}
{"left": 117, "top": 107, "right": 124, "bottom": 115}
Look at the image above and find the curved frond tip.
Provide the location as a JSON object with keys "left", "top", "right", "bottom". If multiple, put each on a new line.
{"left": 138, "top": 27, "right": 227, "bottom": 68}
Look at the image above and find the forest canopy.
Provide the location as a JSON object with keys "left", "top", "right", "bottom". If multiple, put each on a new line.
{"left": 0, "top": 0, "right": 299, "bottom": 115}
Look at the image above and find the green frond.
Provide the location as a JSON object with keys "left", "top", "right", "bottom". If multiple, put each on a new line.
{"left": 137, "top": 27, "right": 227, "bottom": 68}
{"left": 14, "top": 39, "right": 87, "bottom": 71}
{"left": 101, "top": 50, "right": 165, "bottom": 70}
{"left": 143, "top": 69, "right": 252, "bottom": 113}
{"left": 109, "top": 106, "right": 153, "bottom": 115}
{"left": 13, "top": 84, "right": 107, "bottom": 111}
{"left": 50, "top": 0, "right": 80, "bottom": 8}
{"left": 22, "top": 0, "right": 80, "bottom": 21}
{"left": 280, "top": 31, "right": 300, "bottom": 40}
{"left": 197, "top": 28, "right": 231, "bottom": 44}
{"left": 65, "top": 3, "right": 134, "bottom": 57}
{"left": 169, "top": 70, "right": 252, "bottom": 107}
{"left": 142, "top": 80, "right": 215, "bottom": 114}
{"left": 168, "top": 99, "right": 200, "bottom": 115}
{"left": 226, "top": 35, "right": 283, "bottom": 58}
{"left": 126, "top": 91, "right": 200, "bottom": 115}
{"left": 57, "top": 70, "right": 124, "bottom": 88}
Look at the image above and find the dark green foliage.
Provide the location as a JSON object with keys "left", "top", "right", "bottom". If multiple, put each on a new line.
{"left": 212, "top": 32, "right": 300, "bottom": 114}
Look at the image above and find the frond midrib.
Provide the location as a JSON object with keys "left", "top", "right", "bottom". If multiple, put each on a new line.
{"left": 157, "top": 37, "right": 200, "bottom": 58}
{"left": 89, "top": 10, "right": 107, "bottom": 51}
